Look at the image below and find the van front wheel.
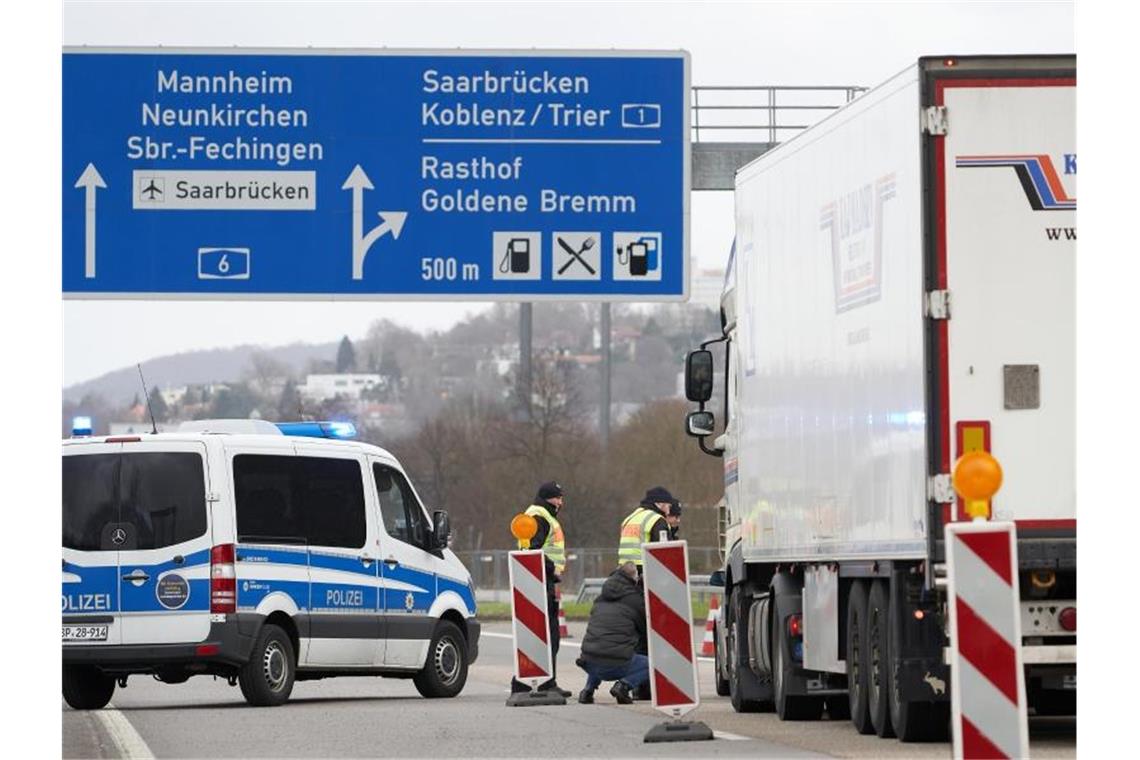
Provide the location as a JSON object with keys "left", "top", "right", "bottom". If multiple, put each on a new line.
{"left": 62, "top": 665, "right": 115, "bottom": 710}
{"left": 238, "top": 623, "right": 295, "bottom": 706}
{"left": 414, "top": 620, "right": 468, "bottom": 698}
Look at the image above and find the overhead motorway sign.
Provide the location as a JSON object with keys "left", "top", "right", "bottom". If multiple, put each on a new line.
{"left": 63, "top": 48, "right": 690, "bottom": 301}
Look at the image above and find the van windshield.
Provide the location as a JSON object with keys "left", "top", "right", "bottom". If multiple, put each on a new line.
{"left": 63, "top": 452, "right": 208, "bottom": 551}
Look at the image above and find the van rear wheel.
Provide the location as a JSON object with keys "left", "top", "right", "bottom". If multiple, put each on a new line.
{"left": 62, "top": 665, "right": 115, "bottom": 710}
{"left": 238, "top": 623, "right": 295, "bottom": 706}
{"left": 414, "top": 620, "right": 468, "bottom": 698}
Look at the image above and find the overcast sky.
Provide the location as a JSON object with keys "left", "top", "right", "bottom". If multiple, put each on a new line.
{"left": 61, "top": 0, "right": 1075, "bottom": 387}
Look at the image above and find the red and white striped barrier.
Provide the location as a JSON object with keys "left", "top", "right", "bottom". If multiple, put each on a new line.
{"left": 556, "top": 586, "right": 570, "bottom": 639}
{"left": 508, "top": 550, "right": 553, "bottom": 689}
{"left": 946, "top": 522, "right": 1029, "bottom": 759}
{"left": 699, "top": 594, "right": 720, "bottom": 657}
{"left": 643, "top": 541, "right": 700, "bottom": 719}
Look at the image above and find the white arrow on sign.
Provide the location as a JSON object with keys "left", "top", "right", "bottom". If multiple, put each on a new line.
{"left": 75, "top": 163, "right": 106, "bottom": 279}
{"left": 342, "top": 165, "right": 408, "bottom": 281}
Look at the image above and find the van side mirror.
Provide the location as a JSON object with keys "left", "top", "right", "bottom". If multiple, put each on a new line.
{"left": 432, "top": 510, "right": 451, "bottom": 550}
{"left": 708, "top": 569, "right": 726, "bottom": 588}
{"left": 685, "top": 350, "right": 714, "bottom": 403}
{"left": 686, "top": 410, "right": 716, "bottom": 437}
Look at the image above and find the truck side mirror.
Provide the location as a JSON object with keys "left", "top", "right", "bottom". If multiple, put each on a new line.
{"left": 686, "top": 410, "right": 716, "bottom": 437}
{"left": 708, "top": 569, "right": 726, "bottom": 588}
{"left": 685, "top": 350, "right": 714, "bottom": 403}
{"left": 432, "top": 510, "right": 451, "bottom": 550}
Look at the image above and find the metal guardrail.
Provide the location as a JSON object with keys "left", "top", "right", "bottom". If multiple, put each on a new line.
{"left": 458, "top": 547, "right": 722, "bottom": 603}
{"left": 575, "top": 574, "right": 717, "bottom": 604}
{"left": 691, "top": 85, "right": 868, "bottom": 144}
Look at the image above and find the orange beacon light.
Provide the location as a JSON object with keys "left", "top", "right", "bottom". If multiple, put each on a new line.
{"left": 952, "top": 450, "right": 1004, "bottom": 520}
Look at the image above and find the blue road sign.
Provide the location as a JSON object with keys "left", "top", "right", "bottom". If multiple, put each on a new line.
{"left": 63, "top": 49, "right": 690, "bottom": 300}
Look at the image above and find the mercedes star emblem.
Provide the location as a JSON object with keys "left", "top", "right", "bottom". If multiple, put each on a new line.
{"left": 111, "top": 527, "right": 127, "bottom": 546}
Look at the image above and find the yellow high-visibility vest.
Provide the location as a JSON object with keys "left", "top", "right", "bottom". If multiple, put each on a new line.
{"left": 524, "top": 504, "right": 565, "bottom": 576}
{"left": 618, "top": 507, "right": 665, "bottom": 566}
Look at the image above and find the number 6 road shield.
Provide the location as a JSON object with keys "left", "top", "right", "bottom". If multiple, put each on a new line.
{"left": 643, "top": 541, "right": 700, "bottom": 718}
{"left": 508, "top": 550, "right": 553, "bottom": 689}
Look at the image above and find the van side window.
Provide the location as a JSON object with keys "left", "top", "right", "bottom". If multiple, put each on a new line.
{"left": 234, "top": 455, "right": 367, "bottom": 548}
{"left": 233, "top": 455, "right": 305, "bottom": 544}
{"left": 296, "top": 456, "right": 366, "bottom": 549}
{"left": 373, "top": 463, "right": 428, "bottom": 549}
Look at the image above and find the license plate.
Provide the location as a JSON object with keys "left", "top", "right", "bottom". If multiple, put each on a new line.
{"left": 62, "top": 624, "right": 109, "bottom": 642}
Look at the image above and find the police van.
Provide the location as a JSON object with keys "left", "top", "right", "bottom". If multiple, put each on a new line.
{"left": 62, "top": 419, "right": 480, "bottom": 709}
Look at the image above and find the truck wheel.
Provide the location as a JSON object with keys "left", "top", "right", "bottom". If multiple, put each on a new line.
{"left": 772, "top": 592, "right": 823, "bottom": 721}
{"left": 713, "top": 625, "right": 731, "bottom": 697}
{"left": 846, "top": 580, "right": 874, "bottom": 733}
{"left": 238, "top": 623, "right": 295, "bottom": 707}
{"left": 867, "top": 580, "right": 895, "bottom": 737}
{"left": 62, "top": 665, "right": 115, "bottom": 710}
{"left": 414, "top": 620, "right": 468, "bottom": 698}
{"left": 727, "top": 583, "right": 768, "bottom": 712}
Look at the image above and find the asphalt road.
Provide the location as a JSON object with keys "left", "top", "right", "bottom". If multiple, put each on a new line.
{"left": 63, "top": 621, "right": 1076, "bottom": 759}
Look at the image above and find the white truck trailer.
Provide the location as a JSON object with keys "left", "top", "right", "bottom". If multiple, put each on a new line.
{"left": 683, "top": 55, "right": 1076, "bottom": 742}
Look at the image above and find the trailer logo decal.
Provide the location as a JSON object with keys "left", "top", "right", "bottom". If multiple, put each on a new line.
{"left": 956, "top": 154, "right": 1076, "bottom": 210}
{"left": 820, "top": 174, "right": 896, "bottom": 313}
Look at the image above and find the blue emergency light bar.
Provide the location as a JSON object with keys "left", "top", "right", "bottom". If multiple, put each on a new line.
{"left": 274, "top": 421, "right": 357, "bottom": 440}
{"left": 72, "top": 416, "right": 93, "bottom": 437}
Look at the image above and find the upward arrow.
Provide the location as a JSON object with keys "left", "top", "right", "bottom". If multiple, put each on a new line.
{"left": 75, "top": 163, "right": 106, "bottom": 279}
{"left": 342, "top": 165, "right": 407, "bottom": 280}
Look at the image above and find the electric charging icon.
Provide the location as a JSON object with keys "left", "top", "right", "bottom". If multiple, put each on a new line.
{"left": 492, "top": 231, "right": 541, "bottom": 280}
{"left": 613, "top": 232, "right": 663, "bottom": 281}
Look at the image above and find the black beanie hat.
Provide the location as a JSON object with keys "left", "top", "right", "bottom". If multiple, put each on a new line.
{"left": 536, "top": 481, "right": 564, "bottom": 501}
{"left": 643, "top": 486, "right": 677, "bottom": 506}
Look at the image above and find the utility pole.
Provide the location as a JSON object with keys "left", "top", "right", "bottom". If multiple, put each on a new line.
{"left": 519, "top": 302, "right": 532, "bottom": 414}
{"left": 600, "top": 303, "right": 611, "bottom": 444}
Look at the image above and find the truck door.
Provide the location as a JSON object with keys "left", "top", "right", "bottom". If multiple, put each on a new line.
{"left": 63, "top": 443, "right": 123, "bottom": 647}
{"left": 935, "top": 72, "right": 1076, "bottom": 528}
{"left": 116, "top": 440, "right": 214, "bottom": 646}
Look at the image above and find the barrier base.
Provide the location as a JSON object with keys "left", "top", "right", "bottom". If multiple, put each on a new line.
{"left": 643, "top": 720, "right": 714, "bottom": 743}
{"left": 506, "top": 690, "right": 567, "bottom": 707}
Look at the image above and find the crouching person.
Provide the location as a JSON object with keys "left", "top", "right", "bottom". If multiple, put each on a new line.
{"left": 575, "top": 562, "right": 650, "bottom": 704}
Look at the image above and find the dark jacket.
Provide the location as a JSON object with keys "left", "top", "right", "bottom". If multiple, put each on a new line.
{"left": 580, "top": 569, "right": 646, "bottom": 667}
{"left": 526, "top": 499, "right": 561, "bottom": 591}
{"left": 638, "top": 499, "right": 670, "bottom": 545}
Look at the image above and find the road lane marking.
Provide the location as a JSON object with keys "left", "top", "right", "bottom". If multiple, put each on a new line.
{"left": 713, "top": 730, "right": 750, "bottom": 741}
{"left": 95, "top": 704, "right": 154, "bottom": 760}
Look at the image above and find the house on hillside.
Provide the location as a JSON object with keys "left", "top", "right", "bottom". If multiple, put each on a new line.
{"left": 299, "top": 373, "right": 382, "bottom": 402}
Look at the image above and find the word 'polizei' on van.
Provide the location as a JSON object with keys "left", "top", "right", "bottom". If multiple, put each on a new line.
{"left": 61, "top": 418, "right": 479, "bottom": 709}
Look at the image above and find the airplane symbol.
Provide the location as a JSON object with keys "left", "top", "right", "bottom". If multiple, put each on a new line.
{"left": 140, "top": 178, "right": 163, "bottom": 201}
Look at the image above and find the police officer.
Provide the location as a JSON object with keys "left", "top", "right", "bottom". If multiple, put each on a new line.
{"left": 510, "top": 481, "right": 572, "bottom": 698}
{"left": 618, "top": 486, "right": 680, "bottom": 572}
{"left": 617, "top": 485, "right": 680, "bottom": 699}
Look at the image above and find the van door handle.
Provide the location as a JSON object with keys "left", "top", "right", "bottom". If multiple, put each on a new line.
{"left": 122, "top": 571, "right": 150, "bottom": 582}
{"left": 383, "top": 557, "right": 399, "bottom": 568}
{"left": 360, "top": 555, "right": 374, "bottom": 568}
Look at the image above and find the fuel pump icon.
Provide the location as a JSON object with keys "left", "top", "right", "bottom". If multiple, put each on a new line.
{"left": 614, "top": 233, "right": 662, "bottom": 281}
